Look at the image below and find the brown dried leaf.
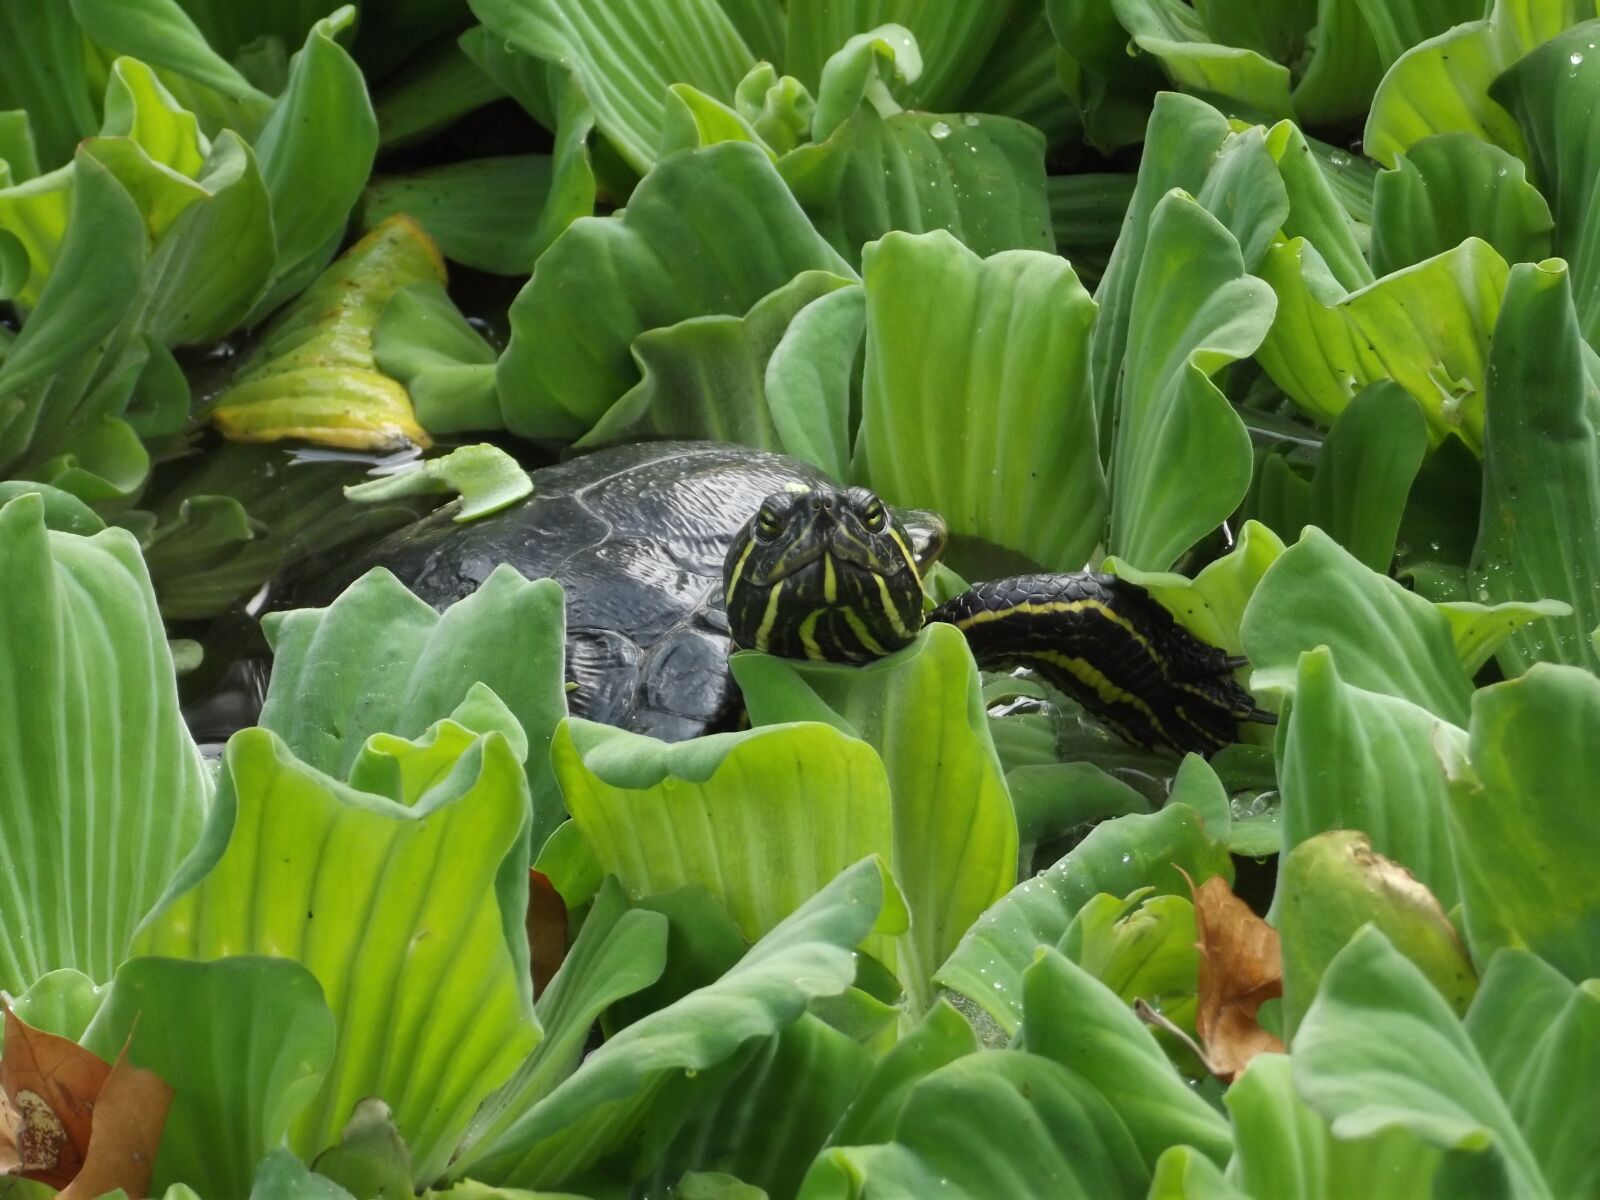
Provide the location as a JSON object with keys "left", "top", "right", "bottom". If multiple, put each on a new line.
{"left": 527, "top": 868, "right": 570, "bottom": 998}
{"left": 1190, "top": 872, "right": 1285, "bottom": 1081}
{"left": 0, "top": 1002, "right": 110, "bottom": 1187}
{"left": 56, "top": 1050, "right": 172, "bottom": 1200}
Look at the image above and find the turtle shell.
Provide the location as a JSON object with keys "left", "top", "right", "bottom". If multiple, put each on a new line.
{"left": 321, "top": 440, "right": 830, "bottom": 741}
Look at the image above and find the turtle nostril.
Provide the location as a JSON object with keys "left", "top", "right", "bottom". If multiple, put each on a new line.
{"left": 812, "top": 494, "right": 833, "bottom": 511}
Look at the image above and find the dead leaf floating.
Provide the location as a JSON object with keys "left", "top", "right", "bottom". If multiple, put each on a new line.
{"left": 1187, "top": 871, "right": 1286, "bottom": 1081}
{"left": 0, "top": 1001, "right": 173, "bottom": 1199}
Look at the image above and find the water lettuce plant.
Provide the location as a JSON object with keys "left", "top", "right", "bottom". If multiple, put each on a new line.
{"left": 1, "top": 2, "right": 1598, "bottom": 1199}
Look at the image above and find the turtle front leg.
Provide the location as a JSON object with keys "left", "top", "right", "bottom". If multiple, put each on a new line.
{"left": 929, "top": 573, "right": 1274, "bottom": 756}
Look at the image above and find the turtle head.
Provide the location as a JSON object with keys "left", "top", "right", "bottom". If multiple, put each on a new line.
{"left": 723, "top": 484, "right": 945, "bottom": 662}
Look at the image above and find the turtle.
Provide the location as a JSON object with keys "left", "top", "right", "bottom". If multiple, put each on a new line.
{"left": 293, "top": 439, "right": 1271, "bottom": 751}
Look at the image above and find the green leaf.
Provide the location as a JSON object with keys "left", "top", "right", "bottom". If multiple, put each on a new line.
{"left": 0, "top": 496, "right": 208, "bottom": 995}
{"left": 0, "top": 4, "right": 97, "bottom": 171}
{"left": 449, "top": 857, "right": 889, "bottom": 1188}
{"left": 1307, "top": 381, "right": 1427, "bottom": 571}
{"left": 799, "top": 1050, "right": 1149, "bottom": 1200}
{"left": 1293, "top": 926, "right": 1548, "bottom": 1199}
{"left": 1105, "top": 519, "right": 1286, "bottom": 657}
{"left": 210, "top": 216, "right": 439, "bottom": 451}
{"left": 1242, "top": 526, "right": 1473, "bottom": 722}
{"left": 70, "top": 0, "right": 271, "bottom": 107}
{"left": 785, "top": 2, "right": 1014, "bottom": 113}
{"left": 1445, "top": 665, "right": 1600, "bottom": 981}
{"left": 552, "top": 718, "right": 900, "bottom": 959}
{"left": 82, "top": 955, "right": 337, "bottom": 1199}
{"left": 360, "top": 156, "right": 551, "bottom": 275}
{"left": 259, "top": 564, "right": 565, "bottom": 838}
{"left": 1470, "top": 259, "right": 1600, "bottom": 675}
{"left": 1264, "top": 121, "right": 1373, "bottom": 292}
{"left": 577, "top": 270, "right": 855, "bottom": 452}
{"left": 1273, "top": 647, "right": 1465, "bottom": 911}
{"left": 826, "top": 999, "right": 977, "bottom": 1148}
{"left": 1112, "top": 0, "right": 1294, "bottom": 120}
{"left": 1225, "top": 1053, "right": 1442, "bottom": 1200}
{"left": 1108, "top": 190, "right": 1274, "bottom": 571}
{"left": 935, "top": 802, "right": 1232, "bottom": 1034}
{"left": 9, "top": 969, "right": 106, "bottom": 1041}
{"left": 251, "top": 6, "right": 378, "bottom": 316}
{"left": 132, "top": 726, "right": 540, "bottom": 1182}
{"left": 495, "top": 142, "right": 852, "bottom": 441}
{"left": 733, "top": 625, "right": 1015, "bottom": 1015}
{"left": 1020, "top": 949, "right": 1232, "bottom": 1171}
{"left": 763, "top": 284, "right": 863, "bottom": 481}
{"left": 1149, "top": 1145, "right": 1249, "bottom": 1200}
{"left": 1254, "top": 236, "right": 1508, "bottom": 449}
{"left": 1278, "top": 831, "right": 1476, "bottom": 1041}
{"left": 463, "top": 880, "right": 668, "bottom": 1161}
{"left": 1088, "top": 93, "right": 1241, "bottom": 436}
{"left": 1371, "top": 135, "right": 1553, "bottom": 276}
{"left": 344, "top": 443, "right": 533, "bottom": 523}
{"left": 252, "top": 1149, "right": 360, "bottom": 1200}
{"left": 1048, "top": 0, "right": 1168, "bottom": 154}
{"left": 1060, "top": 891, "right": 1197, "bottom": 1022}
{"left": 1365, "top": 0, "right": 1597, "bottom": 168}
{"left": 779, "top": 104, "right": 1054, "bottom": 267}
{"left": 1436, "top": 598, "right": 1575, "bottom": 676}
{"left": 0, "top": 152, "right": 143, "bottom": 455}
{"left": 1466, "top": 950, "right": 1600, "bottom": 1198}
{"left": 644, "top": 1015, "right": 872, "bottom": 1199}
{"left": 372, "top": 279, "right": 500, "bottom": 436}
{"left": 312, "top": 1099, "right": 413, "bottom": 1200}
{"left": 851, "top": 230, "right": 1103, "bottom": 572}
{"left": 470, "top": 0, "right": 755, "bottom": 175}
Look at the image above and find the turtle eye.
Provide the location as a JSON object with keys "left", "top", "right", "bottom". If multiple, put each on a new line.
{"left": 754, "top": 504, "right": 781, "bottom": 540}
{"left": 862, "top": 500, "right": 886, "bottom": 531}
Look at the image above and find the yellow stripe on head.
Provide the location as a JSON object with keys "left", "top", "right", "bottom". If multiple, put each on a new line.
{"left": 754, "top": 580, "right": 786, "bottom": 651}
{"left": 725, "top": 538, "right": 755, "bottom": 606}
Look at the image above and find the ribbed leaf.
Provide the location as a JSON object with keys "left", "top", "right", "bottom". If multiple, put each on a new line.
{"left": 1466, "top": 951, "right": 1600, "bottom": 1198}
{"left": 763, "top": 283, "right": 863, "bottom": 481}
{"left": 552, "top": 718, "right": 898, "bottom": 958}
{"left": 249, "top": 6, "right": 378, "bottom": 317}
{"left": 1470, "top": 260, "right": 1600, "bottom": 674}
{"left": 784, "top": 1, "right": 1015, "bottom": 112}
{"left": 82, "top": 956, "right": 336, "bottom": 1199}
{"left": 1307, "top": 381, "right": 1428, "bottom": 572}
{"left": 0, "top": 495, "right": 209, "bottom": 995}
{"left": 1371, "top": 135, "right": 1553, "bottom": 276}
{"left": 131, "top": 727, "right": 539, "bottom": 1182}
{"left": 1021, "top": 949, "right": 1233, "bottom": 1172}
{"left": 450, "top": 858, "right": 889, "bottom": 1189}
{"left": 495, "top": 142, "right": 853, "bottom": 440}
{"left": 1254, "top": 237, "right": 1508, "bottom": 449}
{"left": 1494, "top": 20, "right": 1600, "bottom": 349}
{"left": 935, "top": 803, "right": 1231, "bottom": 1034}
{"left": 1111, "top": 0, "right": 1293, "bottom": 120}
{"left": 733, "top": 625, "right": 1015, "bottom": 1015}
{"left": 1225, "top": 1053, "right": 1441, "bottom": 1200}
{"left": 851, "top": 230, "right": 1103, "bottom": 572}
{"left": 469, "top": 0, "right": 755, "bottom": 175}
{"left": 260, "top": 564, "right": 566, "bottom": 821}
{"left": 1107, "top": 191, "right": 1273, "bottom": 571}
{"left": 360, "top": 156, "right": 553, "bottom": 275}
{"left": 1445, "top": 666, "right": 1600, "bottom": 982}
{"left": 1365, "top": 0, "right": 1597, "bottom": 168}
{"left": 1242, "top": 527, "right": 1473, "bottom": 722}
{"left": 1293, "top": 927, "right": 1549, "bottom": 1199}
{"left": 800, "top": 1050, "right": 1149, "bottom": 1200}
{"left": 1275, "top": 648, "right": 1465, "bottom": 910}
{"left": 577, "top": 271, "right": 855, "bottom": 452}
{"left": 779, "top": 109, "right": 1054, "bottom": 267}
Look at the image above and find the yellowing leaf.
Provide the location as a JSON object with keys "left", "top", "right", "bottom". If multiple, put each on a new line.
{"left": 210, "top": 214, "right": 441, "bottom": 450}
